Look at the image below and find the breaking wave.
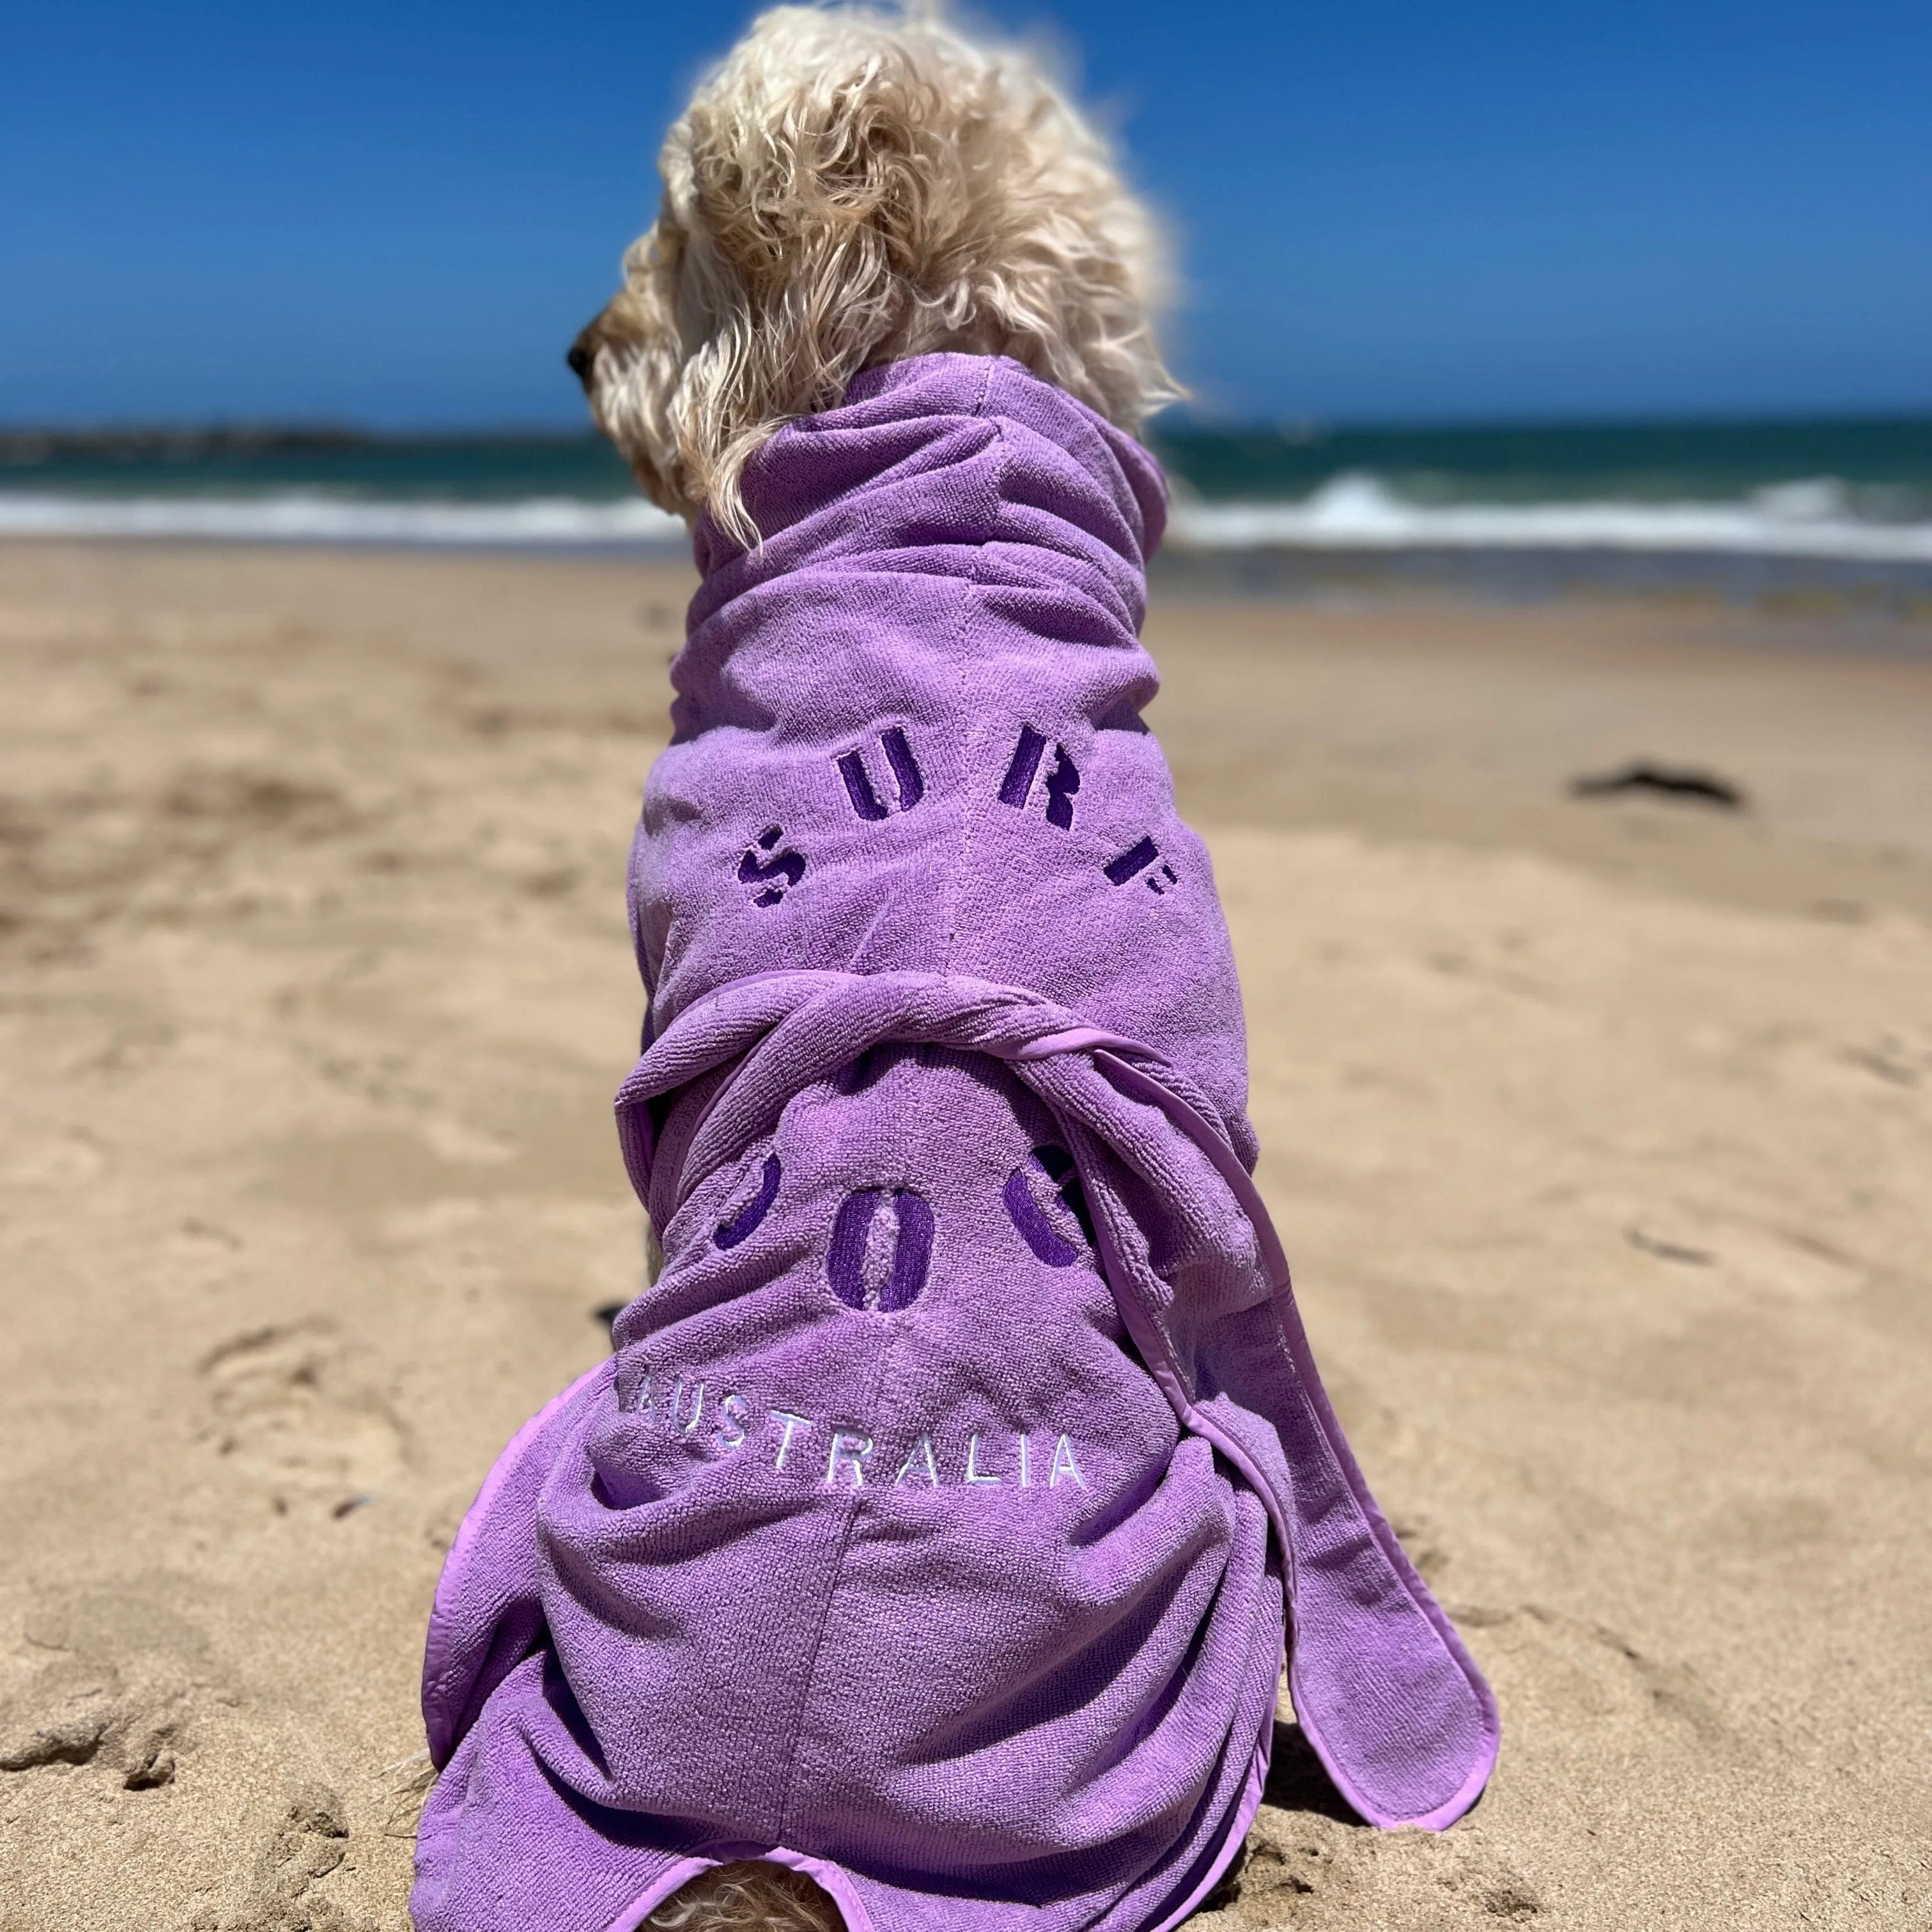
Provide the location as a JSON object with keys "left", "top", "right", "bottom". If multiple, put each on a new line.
{"left": 0, "top": 491, "right": 687, "bottom": 546}
{"left": 1165, "top": 474, "right": 1932, "bottom": 562}
{"left": 3, "top": 474, "right": 1931, "bottom": 563}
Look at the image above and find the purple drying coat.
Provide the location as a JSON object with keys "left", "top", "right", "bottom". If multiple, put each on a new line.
{"left": 412, "top": 355, "right": 1498, "bottom": 1932}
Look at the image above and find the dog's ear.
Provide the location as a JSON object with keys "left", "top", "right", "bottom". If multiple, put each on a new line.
{"left": 661, "top": 43, "right": 961, "bottom": 543}
{"left": 683, "top": 52, "right": 943, "bottom": 330}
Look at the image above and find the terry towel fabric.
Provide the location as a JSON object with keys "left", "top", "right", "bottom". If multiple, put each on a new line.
{"left": 411, "top": 355, "right": 1499, "bottom": 1932}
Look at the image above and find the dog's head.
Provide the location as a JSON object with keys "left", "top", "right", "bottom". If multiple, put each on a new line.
{"left": 569, "top": 2, "right": 1177, "bottom": 546}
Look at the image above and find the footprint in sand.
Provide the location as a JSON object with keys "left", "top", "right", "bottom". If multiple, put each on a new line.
{"left": 0, "top": 1651, "right": 190, "bottom": 1792}
{"left": 194, "top": 1783, "right": 377, "bottom": 1932}
{"left": 198, "top": 1323, "right": 408, "bottom": 1511}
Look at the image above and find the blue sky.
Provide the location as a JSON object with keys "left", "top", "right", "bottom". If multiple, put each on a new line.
{"left": 3, "top": 1, "right": 1927, "bottom": 427}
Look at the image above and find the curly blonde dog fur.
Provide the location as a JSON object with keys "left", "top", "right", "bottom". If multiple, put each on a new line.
{"left": 643, "top": 1862, "right": 844, "bottom": 1932}
{"left": 568, "top": 1, "right": 1177, "bottom": 546}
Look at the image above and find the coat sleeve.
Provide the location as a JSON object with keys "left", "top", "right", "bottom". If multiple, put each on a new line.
{"left": 1030, "top": 1047, "right": 1500, "bottom": 1830}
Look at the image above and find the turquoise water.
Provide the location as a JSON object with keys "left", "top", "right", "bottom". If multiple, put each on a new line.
{"left": 0, "top": 432, "right": 640, "bottom": 502}
{"left": 5, "top": 417, "right": 1931, "bottom": 509}
{"left": 1155, "top": 417, "right": 1932, "bottom": 516}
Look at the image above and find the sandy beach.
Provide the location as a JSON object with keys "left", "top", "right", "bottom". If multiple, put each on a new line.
{"left": 1, "top": 539, "right": 1928, "bottom": 1931}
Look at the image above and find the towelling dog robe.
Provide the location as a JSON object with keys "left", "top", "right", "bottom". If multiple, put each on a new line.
{"left": 412, "top": 356, "right": 1499, "bottom": 1932}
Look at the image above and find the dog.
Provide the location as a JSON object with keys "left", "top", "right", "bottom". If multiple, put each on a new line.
{"left": 408, "top": 11, "right": 1496, "bottom": 1932}
{"left": 571, "top": 25, "right": 1171, "bottom": 1929}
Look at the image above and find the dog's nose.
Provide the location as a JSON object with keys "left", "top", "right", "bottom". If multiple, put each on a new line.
{"left": 566, "top": 336, "right": 597, "bottom": 387}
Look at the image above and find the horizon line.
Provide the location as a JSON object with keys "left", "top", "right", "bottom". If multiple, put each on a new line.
{"left": 6, "top": 408, "right": 1932, "bottom": 452}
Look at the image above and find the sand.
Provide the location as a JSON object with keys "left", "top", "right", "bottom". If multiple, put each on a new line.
{"left": 0, "top": 539, "right": 1927, "bottom": 1931}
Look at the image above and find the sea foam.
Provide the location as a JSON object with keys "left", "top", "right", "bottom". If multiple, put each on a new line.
{"left": 1165, "top": 474, "right": 1932, "bottom": 562}
{"left": 2, "top": 474, "right": 1931, "bottom": 562}
{"left": 0, "top": 492, "right": 687, "bottom": 546}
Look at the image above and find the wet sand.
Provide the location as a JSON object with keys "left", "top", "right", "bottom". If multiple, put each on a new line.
{"left": 1, "top": 541, "right": 1928, "bottom": 1929}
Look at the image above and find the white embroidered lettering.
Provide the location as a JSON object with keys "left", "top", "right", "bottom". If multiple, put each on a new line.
{"left": 964, "top": 1434, "right": 1001, "bottom": 1486}
{"left": 771, "top": 1410, "right": 814, "bottom": 1472}
{"left": 739, "top": 1404, "right": 1081, "bottom": 1497}
{"left": 628, "top": 1370, "right": 654, "bottom": 1419}
{"left": 670, "top": 1377, "right": 704, "bottom": 1435}
{"left": 826, "top": 1430, "right": 872, "bottom": 1488}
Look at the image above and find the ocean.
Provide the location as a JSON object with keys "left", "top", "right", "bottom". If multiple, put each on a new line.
{"left": 4, "top": 417, "right": 1931, "bottom": 591}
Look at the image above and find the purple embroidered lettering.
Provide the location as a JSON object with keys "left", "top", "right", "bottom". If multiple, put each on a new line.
{"left": 836, "top": 750, "right": 890, "bottom": 821}
{"left": 880, "top": 1190, "right": 933, "bottom": 1311}
{"left": 771, "top": 1410, "right": 814, "bottom": 1472}
{"left": 998, "top": 728, "right": 1078, "bottom": 829}
{"left": 1042, "top": 747, "right": 1080, "bottom": 830}
{"left": 828, "top": 1186, "right": 934, "bottom": 1312}
{"left": 895, "top": 1435, "right": 940, "bottom": 1487}
{"left": 738, "top": 826, "right": 806, "bottom": 907}
{"left": 1003, "top": 1160, "right": 1078, "bottom": 1267}
{"left": 998, "top": 725, "right": 1047, "bottom": 808}
{"left": 1049, "top": 1434, "right": 1086, "bottom": 1489}
{"left": 715, "top": 1393, "right": 748, "bottom": 1449}
{"left": 826, "top": 1430, "right": 873, "bottom": 1488}
{"left": 879, "top": 727, "right": 925, "bottom": 810}
{"left": 964, "top": 1434, "right": 1001, "bottom": 1486}
{"left": 838, "top": 730, "right": 925, "bottom": 820}
{"left": 1104, "top": 836, "right": 1161, "bottom": 887}
{"left": 827, "top": 1189, "right": 879, "bottom": 1308}
{"left": 715, "top": 1154, "right": 781, "bottom": 1249}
